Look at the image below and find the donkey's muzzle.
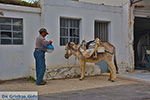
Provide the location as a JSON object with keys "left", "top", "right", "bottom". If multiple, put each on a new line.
{"left": 64, "top": 54, "right": 69, "bottom": 59}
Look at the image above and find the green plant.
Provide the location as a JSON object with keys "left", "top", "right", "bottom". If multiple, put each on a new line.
{"left": 27, "top": 76, "right": 36, "bottom": 82}
{"left": 0, "top": 0, "right": 40, "bottom": 7}
{"left": 20, "top": 0, "right": 40, "bottom": 7}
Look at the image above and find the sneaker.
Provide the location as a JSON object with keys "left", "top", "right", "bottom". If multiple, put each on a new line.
{"left": 36, "top": 81, "right": 47, "bottom": 85}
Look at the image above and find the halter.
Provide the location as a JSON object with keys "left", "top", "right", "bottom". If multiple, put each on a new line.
{"left": 67, "top": 42, "right": 83, "bottom": 56}
{"left": 68, "top": 42, "right": 78, "bottom": 52}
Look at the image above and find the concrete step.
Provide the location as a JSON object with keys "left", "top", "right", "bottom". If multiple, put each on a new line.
{"left": 118, "top": 70, "right": 150, "bottom": 83}
{"left": 31, "top": 64, "right": 101, "bottom": 80}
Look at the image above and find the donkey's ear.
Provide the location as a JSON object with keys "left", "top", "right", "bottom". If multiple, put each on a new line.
{"left": 68, "top": 42, "right": 71, "bottom": 46}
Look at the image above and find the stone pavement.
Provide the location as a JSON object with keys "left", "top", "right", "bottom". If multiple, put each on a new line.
{"left": 0, "top": 74, "right": 150, "bottom": 100}
{"left": 39, "top": 83, "right": 150, "bottom": 100}
{"left": 0, "top": 75, "right": 137, "bottom": 95}
{"left": 119, "top": 70, "right": 150, "bottom": 83}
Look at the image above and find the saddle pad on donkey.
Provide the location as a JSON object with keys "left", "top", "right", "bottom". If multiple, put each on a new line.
{"left": 97, "top": 47, "right": 105, "bottom": 53}
{"left": 80, "top": 48, "right": 95, "bottom": 58}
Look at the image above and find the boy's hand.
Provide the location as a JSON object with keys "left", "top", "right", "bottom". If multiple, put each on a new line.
{"left": 49, "top": 40, "right": 53, "bottom": 44}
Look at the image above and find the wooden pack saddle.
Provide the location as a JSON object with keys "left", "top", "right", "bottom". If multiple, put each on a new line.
{"left": 80, "top": 38, "right": 105, "bottom": 58}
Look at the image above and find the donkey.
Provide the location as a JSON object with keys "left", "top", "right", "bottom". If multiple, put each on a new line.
{"left": 64, "top": 41, "right": 117, "bottom": 82}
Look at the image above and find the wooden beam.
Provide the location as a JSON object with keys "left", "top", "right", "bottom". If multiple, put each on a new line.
{"left": 130, "top": 0, "right": 143, "bottom": 6}
{"left": 133, "top": 0, "right": 143, "bottom": 4}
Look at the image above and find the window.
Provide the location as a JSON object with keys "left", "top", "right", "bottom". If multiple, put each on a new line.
{"left": 60, "top": 18, "right": 80, "bottom": 46}
{"left": 94, "top": 21, "right": 109, "bottom": 42}
{"left": 0, "top": 17, "right": 23, "bottom": 45}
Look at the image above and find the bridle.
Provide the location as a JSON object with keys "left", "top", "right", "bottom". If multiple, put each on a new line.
{"left": 67, "top": 42, "right": 78, "bottom": 52}
{"left": 66, "top": 42, "right": 83, "bottom": 56}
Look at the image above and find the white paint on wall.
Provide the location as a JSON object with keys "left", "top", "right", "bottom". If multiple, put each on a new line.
{"left": 0, "top": 5, "right": 41, "bottom": 80}
{"left": 0, "top": 0, "right": 138, "bottom": 80}
{"left": 134, "top": 0, "right": 150, "bottom": 18}
{"left": 79, "top": 0, "right": 128, "bottom": 6}
{"left": 41, "top": 0, "right": 131, "bottom": 71}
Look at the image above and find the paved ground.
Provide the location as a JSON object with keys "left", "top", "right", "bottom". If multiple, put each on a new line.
{"left": 39, "top": 83, "right": 150, "bottom": 100}
{"left": 0, "top": 75, "right": 137, "bottom": 95}
{"left": 119, "top": 70, "right": 150, "bottom": 83}
{"left": 0, "top": 75, "right": 150, "bottom": 100}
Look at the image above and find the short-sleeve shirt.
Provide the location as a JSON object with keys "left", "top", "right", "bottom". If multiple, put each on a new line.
{"left": 35, "top": 35, "right": 50, "bottom": 51}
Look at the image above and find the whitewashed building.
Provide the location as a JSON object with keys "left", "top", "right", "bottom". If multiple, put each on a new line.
{"left": 0, "top": 0, "right": 149, "bottom": 80}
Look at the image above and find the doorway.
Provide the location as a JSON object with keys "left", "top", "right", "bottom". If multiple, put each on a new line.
{"left": 134, "top": 17, "right": 150, "bottom": 70}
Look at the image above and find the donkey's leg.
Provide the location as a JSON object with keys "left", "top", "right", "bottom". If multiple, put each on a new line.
{"left": 107, "top": 56, "right": 117, "bottom": 82}
{"left": 79, "top": 61, "right": 86, "bottom": 81}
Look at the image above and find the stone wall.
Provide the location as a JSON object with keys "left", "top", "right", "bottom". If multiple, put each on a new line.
{"left": 31, "top": 64, "right": 101, "bottom": 80}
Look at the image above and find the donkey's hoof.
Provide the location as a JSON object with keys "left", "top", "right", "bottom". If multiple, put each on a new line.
{"left": 79, "top": 78, "right": 84, "bottom": 81}
{"left": 79, "top": 79, "right": 83, "bottom": 81}
{"left": 108, "top": 79, "right": 115, "bottom": 82}
{"left": 111, "top": 80, "right": 115, "bottom": 82}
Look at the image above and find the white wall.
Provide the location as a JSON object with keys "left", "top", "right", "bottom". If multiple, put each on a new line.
{"left": 0, "top": 4, "right": 41, "bottom": 80}
{"left": 79, "top": 0, "right": 128, "bottom": 6}
{"left": 41, "top": 0, "right": 130, "bottom": 72}
{"left": 134, "top": 0, "right": 150, "bottom": 18}
{"left": 121, "top": 2, "right": 135, "bottom": 72}
{"left": 0, "top": 0, "right": 133, "bottom": 80}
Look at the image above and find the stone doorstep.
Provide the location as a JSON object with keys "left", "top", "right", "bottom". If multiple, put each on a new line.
{"left": 31, "top": 64, "right": 101, "bottom": 80}
{"left": 118, "top": 70, "right": 150, "bottom": 84}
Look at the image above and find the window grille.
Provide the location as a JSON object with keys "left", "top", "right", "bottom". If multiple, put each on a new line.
{"left": 0, "top": 17, "right": 23, "bottom": 45}
{"left": 60, "top": 18, "right": 80, "bottom": 46}
{"left": 94, "top": 21, "right": 109, "bottom": 42}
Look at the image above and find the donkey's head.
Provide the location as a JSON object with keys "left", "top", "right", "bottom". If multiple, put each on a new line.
{"left": 64, "top": 42, "right": 79, "bottom": 59}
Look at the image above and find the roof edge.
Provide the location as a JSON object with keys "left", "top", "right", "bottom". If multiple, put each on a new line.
{"left": 0, "top": 3, "right": 41, "bottom": 14}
